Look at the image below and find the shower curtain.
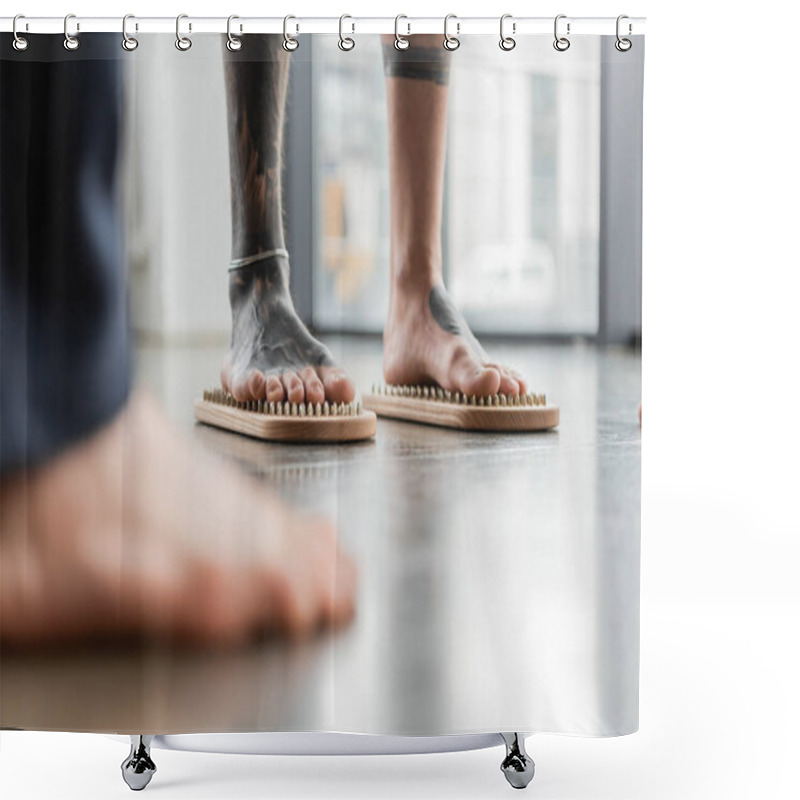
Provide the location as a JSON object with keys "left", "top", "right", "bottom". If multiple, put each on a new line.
{"left": 0, "top": 15, "right": 643, "bottom": 791}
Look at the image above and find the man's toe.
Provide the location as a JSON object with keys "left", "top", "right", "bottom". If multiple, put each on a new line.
{"left": 300, "top": 367, "right": 325, "bottom": 406}
{"left": 319, "top": 367, "right": 356, "bottom": 404}
{"left": 265, "top": 374, "right": 284, "bottom": 403}
{"left": 281, "top": 371, "right": 305, "bottom": 405}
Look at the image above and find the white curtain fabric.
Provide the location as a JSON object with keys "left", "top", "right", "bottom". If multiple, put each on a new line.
{"left": 0, "top": 31, "right": 642, "bottom": 743}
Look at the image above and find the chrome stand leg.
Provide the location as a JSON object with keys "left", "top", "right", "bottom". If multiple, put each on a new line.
{"left": 121, "top": 735, "right": 157, "bottom": 791}
{"left": 500, "top": 732, "right": 535, "bottom": 789}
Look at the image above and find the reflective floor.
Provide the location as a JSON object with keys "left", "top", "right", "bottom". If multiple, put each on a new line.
{"left": 0, "top": 337, "right": 641, "bottom": 737}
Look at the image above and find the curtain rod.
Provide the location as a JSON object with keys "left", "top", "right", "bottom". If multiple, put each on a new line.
{"left": 1, "top": 16, "right": 646, "bottom": 36}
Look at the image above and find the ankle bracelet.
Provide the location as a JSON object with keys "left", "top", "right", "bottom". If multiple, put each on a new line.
{"left": 228, "top": 249, "right": 289, "bottom": 272}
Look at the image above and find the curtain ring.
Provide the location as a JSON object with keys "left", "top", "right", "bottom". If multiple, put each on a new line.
{"left": 122, "top": 14, "right": 139, "bottom": 51}
{"left": 443, "top": 14, "right": 460, "bottom": 51}
{"left": 12, "top": 15, "right": 29, "bottom": 51}
{"left": 227, "top": 15, "right": 242, "bottom": 51}
{"left": 394, "top": 15, "right": 410, "bottom": 51}
{"left": 553, "top": 14, "right": 570, "bottom": 51}
{"left": 63, "top": 13, "right": 80, "bottom": 51}
{"left": 283, "top": 15, "right": 299, "bottom": 51}
{"left": 338, "top": 14, "right": 355, "bottom": 51}
{"left": 499, "top": 14, "right": 515, "bottom": 51}
{"left": 175, "top": 14, "right": 192, "bottom": 51}
{"left": 615, "top": 14, "right": 632, "bottom": 51}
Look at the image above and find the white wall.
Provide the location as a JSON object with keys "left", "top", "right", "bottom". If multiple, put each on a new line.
{"left": 124, "top": 36, "right": 232, "bottom": 342}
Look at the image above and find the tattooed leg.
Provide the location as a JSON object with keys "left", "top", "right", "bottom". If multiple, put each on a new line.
{"left": 381, "top": 35, "right": 528, "bottom": 398}
{"left": 221, "top": 36, "right": 354, "bottom": 405}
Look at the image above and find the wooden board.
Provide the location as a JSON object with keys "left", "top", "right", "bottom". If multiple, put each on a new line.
{"left": 194, "top": 400, "right": 377, "bottom": 443}
{"left": 362, "top": 393, "right": 559, "bottom": 432}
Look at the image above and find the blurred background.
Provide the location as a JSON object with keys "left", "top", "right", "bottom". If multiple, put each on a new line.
{"left": 122, "top": 34, "right": 642, "bottom": 347}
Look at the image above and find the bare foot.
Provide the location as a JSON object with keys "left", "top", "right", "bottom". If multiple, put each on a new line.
{"left": 0, "top": 391, "right": 356, "bottom": 647}
{"left": 222, "top": 254, "right": 355, "bottom": 406}
{"left": 383, "top": 279, "right": 529, "bottom": 398}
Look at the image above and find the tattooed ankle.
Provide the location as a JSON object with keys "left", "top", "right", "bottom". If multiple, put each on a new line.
{"left": 429, "top": 285, "right": 467, "bottom": 336}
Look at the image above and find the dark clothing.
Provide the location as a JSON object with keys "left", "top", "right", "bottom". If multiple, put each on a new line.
{"left": 1, "top": 35, "right": 130, "bottom": 472}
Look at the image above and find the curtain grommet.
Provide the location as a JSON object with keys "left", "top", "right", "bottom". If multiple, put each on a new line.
{"left": 615, "top": 14, "right": 632, "bottom": 51}
{"left": 338, "top": 14, "right": 355, "bottom": 51}
{"left": 283, "top": 15, "right": 299, "bottom": 52}
{"left": 226, "top": 15, "right": 243, "bottom": 51}
{"left": 122, "top": 14, "right": 139, "bottom": 51}
{"left": 63, "top": 13, "right": 80, "bottom": 51}
{"left": 12, "top": 14, "right": 29, "bottom": 51}
{"left": 499, "top": 14, "right": 516, "bottom": 51}
{"left": 394, "top": 14, "right": 410, "bottom": 51}
{"left": 443, "top": 14, "right": 460, "bottom": 51}
{"left": 554, "top": 14, "right": 571, "bottom": 52}
{"left": 175, "top": 14, "right": 192, "bottom": 51}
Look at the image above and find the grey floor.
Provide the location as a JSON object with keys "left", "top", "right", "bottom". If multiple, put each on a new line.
{"left": 1, "top": 336, "right": 641, "bottom": 738}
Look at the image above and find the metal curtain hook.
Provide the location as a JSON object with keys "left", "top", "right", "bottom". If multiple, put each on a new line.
{"left": 63, "top": 13, "right": 79, "bottom": 51}
{"left": 338, "top": 14, "right": 355, "bottom": 51}
{"left": 227, "top": 15, "right": 242, "bottom": 51}
{"left": 615, "top": 14, "right": 632, "bottom": 51}
{"left": 394, "top": 14, "right": 410, "bottom": 50}
{"left": 175, "top": 14, "right": 192, "bottom": 50}
{"left": 283, "top": 15, "right": 299, "bottom": 51}
{"left": 499, "top": 14, "right": 516, "bottom": 51}
{"left": 12, "top": 14, "right": 29, "bottom": 51}
{"left": 554, "top": 14, "right": 570, "bottom": 51}
{"left": 122, "top": 14, "right": 139, "bottom": 51}
{"left": 443, "top": 14, "right": 460, "bottom": 51}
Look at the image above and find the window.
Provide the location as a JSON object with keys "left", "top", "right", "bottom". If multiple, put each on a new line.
{"left": 309, "top": 36, "right": 602, "bottom": 335}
